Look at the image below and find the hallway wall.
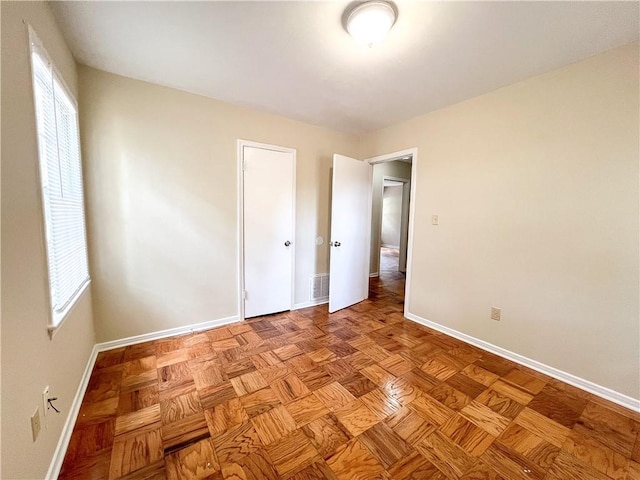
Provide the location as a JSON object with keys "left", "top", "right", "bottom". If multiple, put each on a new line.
{"left": 381, "top": 185, "right": 403, "bottom": 248}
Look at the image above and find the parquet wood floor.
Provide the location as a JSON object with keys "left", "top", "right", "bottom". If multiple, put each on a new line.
{"left": 60, "top": 262, "right": 639, "bottom": 479}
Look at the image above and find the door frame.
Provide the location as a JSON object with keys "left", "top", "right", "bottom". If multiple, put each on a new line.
{"left": 378, "top": 175, "right": 410, "bottom": 271}
{"left": 237, "top": 139, "right": 297, "bottom": 321}
{"left": 366, "top": 147, "right": 418, "bottom": 317}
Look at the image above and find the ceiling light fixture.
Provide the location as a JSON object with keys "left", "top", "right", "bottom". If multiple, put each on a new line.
{"left": 345, "top": 1, "right": 397, "bottom": 48}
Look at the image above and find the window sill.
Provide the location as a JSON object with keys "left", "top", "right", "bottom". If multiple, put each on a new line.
{"left": 47, "top": 279, "right": 91, "bottom": 340}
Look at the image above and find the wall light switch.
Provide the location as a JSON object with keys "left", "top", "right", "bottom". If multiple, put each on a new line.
{"left": 42, "top": 386, "right": 50, "bottom": 418}
{"left": 431, "top": 215, "right": 439, "bottom": 225}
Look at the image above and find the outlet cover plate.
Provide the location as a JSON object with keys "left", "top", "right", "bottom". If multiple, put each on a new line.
{"left": 31, "top": 408, "right": 41, "bottom": 441}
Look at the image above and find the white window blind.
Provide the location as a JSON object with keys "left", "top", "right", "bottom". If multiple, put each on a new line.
{"left": 30, "top": 29, "right": 90, "bottom": 328}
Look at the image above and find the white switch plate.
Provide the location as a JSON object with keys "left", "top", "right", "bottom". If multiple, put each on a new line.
{"left": 42, "top": 386, "right": 50, "bottom": 419}
{"left": 491, "top": 307, "right": 501, "bottom": 321}
{"left": 432, "top": 215, "right": 439, "bottom": 225}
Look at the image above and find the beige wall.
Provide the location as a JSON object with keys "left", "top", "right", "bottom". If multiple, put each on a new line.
{"left": 1, "top": 2, "right": 96, "bottom": 479}
{"left": 78, "top": 67, "right": 360, "bottom": 342}
{"left": 370, "top": 161, "right": 412, "bottom": 274}
{"left": 381, "top": 185, "right": 403, "bottom": 248}
{"left": 363, "top": 43, "right": 640, "bottom": 399}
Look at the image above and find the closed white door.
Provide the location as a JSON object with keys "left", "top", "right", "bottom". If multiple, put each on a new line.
{"left": 243, "top": 144, "right": 295, "bottom": 318}
{"left": 329, "top": 154, "right": 372, "bottom": 313}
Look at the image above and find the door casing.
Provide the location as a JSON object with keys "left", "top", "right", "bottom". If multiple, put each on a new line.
{"left": 366, "top": 148, "right": 418, "bottom": 317}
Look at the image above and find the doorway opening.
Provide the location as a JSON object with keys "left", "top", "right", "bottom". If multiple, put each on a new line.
{"left": 366, "top": 149, "right": 416, "bottom": 315}
{"left": 379, "top": 176, "right": 410, "bottom": 274}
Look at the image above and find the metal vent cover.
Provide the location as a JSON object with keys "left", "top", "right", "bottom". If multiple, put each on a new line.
{"left": 311, "top": 274, "right": 329, "bottom": 300}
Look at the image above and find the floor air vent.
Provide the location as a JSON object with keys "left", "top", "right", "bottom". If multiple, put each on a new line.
{"left": 311, "top": 274, "right": 329, "bottom": 300}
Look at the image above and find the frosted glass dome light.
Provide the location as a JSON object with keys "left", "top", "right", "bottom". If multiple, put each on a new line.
{"left": 346, "top": 1, "right": 397, "bottom": 48}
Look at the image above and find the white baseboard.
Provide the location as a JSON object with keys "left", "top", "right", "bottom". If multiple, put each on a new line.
{"left": 46, "top": 314, "right": 241, "bottom": 478}
{"left": 293, "top": 299, "right": 328, "bottom": 310}
{"left": 46, "top": 344, "right": 99, "bottom": 480}
{"left": 96, "top": 315, "right": 240, "bottom": 352}
{"left": 369, "top": 272, "right": 379, "bottom": 278}
{"left": 381, "top": 244, "right": 400, "bottom": 249}
{"left": 404, "top": 312, "right": 640, "bottom": 413}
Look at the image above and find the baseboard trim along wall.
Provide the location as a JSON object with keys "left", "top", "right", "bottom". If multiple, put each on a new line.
{"left": 369, "top": 272, "right": 379, "bottom": 278}
{"left": 404, "top": 311, "right": 640, "bottom": 413}
{"left": 46, "top": 314, "right": 240, "bottom": 479}
{"left": 293, "top": 298, "right": 328, "bottom": 310}
{"left": 46, "top": 344, "right": 100, "bottom": 480}
{"left": 96, "top": 315, "right": 240, "bottom": 351}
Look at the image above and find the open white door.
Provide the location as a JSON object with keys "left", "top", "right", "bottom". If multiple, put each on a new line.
{"left": 329, "top": 154, "right": 372, "bottom": 313}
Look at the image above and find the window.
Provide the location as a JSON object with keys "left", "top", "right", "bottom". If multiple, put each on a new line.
{"left": 29, "top": 27, "right": 90, "bottom": 330}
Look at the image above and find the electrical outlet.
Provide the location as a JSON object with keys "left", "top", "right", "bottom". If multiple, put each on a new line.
{"left": 42, "top": 386, "right": 50, "bottom": 418}
{"left": 491, "top": 307, "right": 501, "bottom": 321}
{"left": 31, "top": 408, "right": 41, "bottom": 441}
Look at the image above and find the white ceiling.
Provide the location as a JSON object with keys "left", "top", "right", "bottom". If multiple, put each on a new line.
{"left": 50, "top": 1, "right": 639, "bottom": 134}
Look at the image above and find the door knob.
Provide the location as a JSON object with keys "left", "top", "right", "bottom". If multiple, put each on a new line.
{"left": 284, "top": 241, "right": 291, "bottom": 246}
{"left": 331, "top": 241, "right": 341, "bottom": 247}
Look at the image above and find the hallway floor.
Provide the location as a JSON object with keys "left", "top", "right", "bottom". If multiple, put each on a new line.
{"left": 379, "top": 246, "right": 400, "bottom": 274}
{"left": 59, "top": 263, "right": 639, "bottom": 479}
